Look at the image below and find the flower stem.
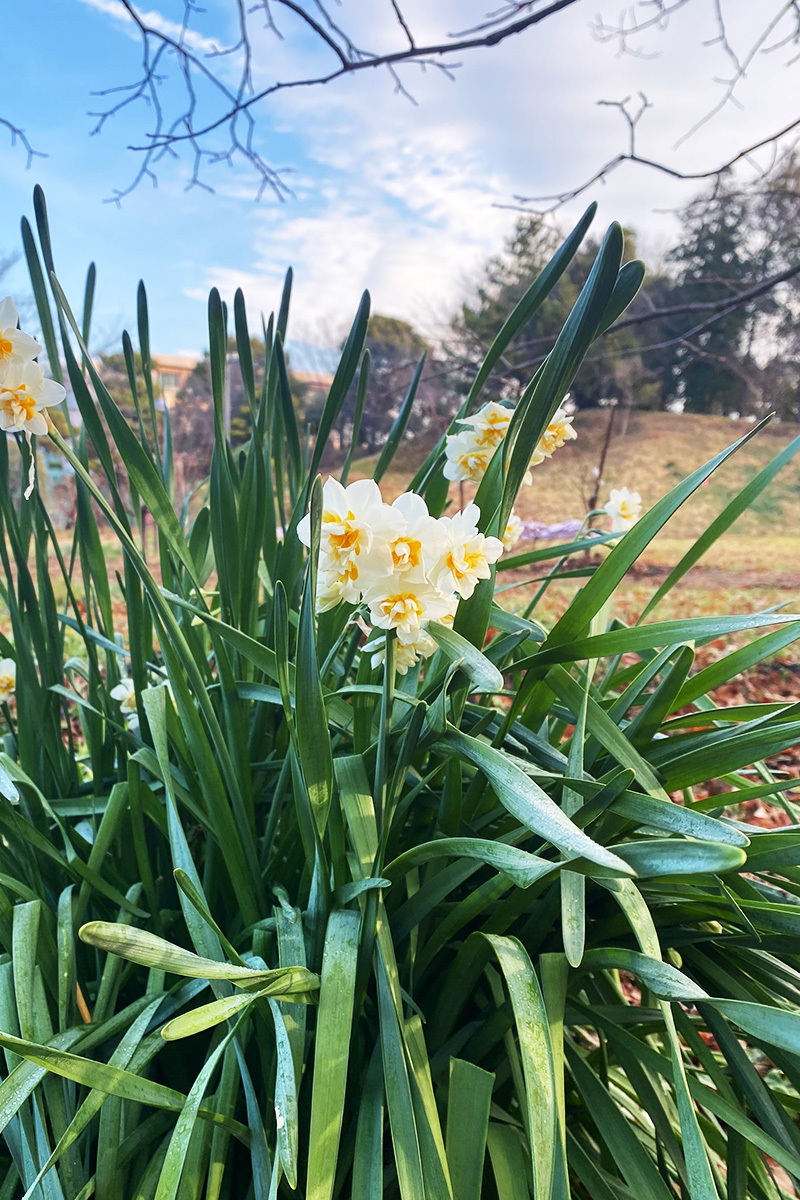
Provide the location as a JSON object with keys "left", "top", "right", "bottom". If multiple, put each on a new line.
{"left": 1, "top": 701, "right": 16, "bottom": 748}
{"left": 374, "top": 629, "right": 396, "bottom": 835}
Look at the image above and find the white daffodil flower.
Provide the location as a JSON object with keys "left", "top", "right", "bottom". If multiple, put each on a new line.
{"left": 362, "top": 578, "right": 455, "bottom": 646}
{"left": 502, "top": 511, "right": 524, "bottom": 551}
{"left": 298, "top": 476, "right": 401, "bottom": 584}
{"left": 388, "top": 491, "right": 447, "bottom": 577}
{"left": 368, "top": 627, "right": 438, "bottom": 675}
{"left": 434, "top": 503, "right": 504, "bottom": 600}
{"left": 315, "top": 562, "right": 363, "bottom": 611}
{"left": 459, "top": 400, "right": 512, "bottom": 448}
{"left": 0, "top": 658, "right": 16, "bottom": 702}
{"left": 604, "top": 487, "right": 643, "bottom": 534}
{"left": 0, "top": 361, "right": 66, "bottom": 437}
{"left": 110, "top": 677, "right": 139, "bottom": 730}
{"left": 525, "top": 406, "right": 577, "bottom": 478}
{"left": 0, "top": 298, "right": 41, "bottom": 386}
{"left": 443, "top": 429, "right": 496, "bottom": 483}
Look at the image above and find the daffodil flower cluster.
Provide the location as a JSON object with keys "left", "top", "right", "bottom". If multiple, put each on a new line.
{"left": 0, "top": 658, "right": 16, "bottom": 703}
{"left": 110, "top": 676, "right": 174, "bottom": 732}
{"left": 0, "top": 298, "right": 65, "bottom": 438}
{"left": 443, "top": 399, "right": 577, "bottom": 485}
{"left": 502, "top": 512, "right": 523, "bottom": 551}
{"left": 603, "top": 486, "right": 643, "bottom": 534}
{"left": 297, "top": 477, "right": 504, "bottom": 674}
{"left": 110, "top": 678, "right": 140, "bottom": 730}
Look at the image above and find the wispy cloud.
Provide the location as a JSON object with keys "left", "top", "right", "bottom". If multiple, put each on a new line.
{"left": 186, "top": 117, "right": 515, "bottom": 346}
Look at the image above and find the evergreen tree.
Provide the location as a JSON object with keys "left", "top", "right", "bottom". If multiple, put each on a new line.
{"left": 661, "top": 188, "right": 760, "bottom": 415}
{"left": 447, "top": 218, "right": 655, "bottom": 410}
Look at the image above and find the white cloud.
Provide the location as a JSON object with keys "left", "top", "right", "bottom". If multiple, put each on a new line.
{"left": 186, "top": 119, "right": 517, "bottom": 347}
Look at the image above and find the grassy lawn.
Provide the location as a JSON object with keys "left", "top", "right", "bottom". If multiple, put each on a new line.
{"left": 375, "top": 409, "right": 800, "bottom": 539}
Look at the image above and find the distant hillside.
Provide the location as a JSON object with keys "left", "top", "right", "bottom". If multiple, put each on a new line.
{"left": 366, "top": 410, "right": 800, "bottom": 541}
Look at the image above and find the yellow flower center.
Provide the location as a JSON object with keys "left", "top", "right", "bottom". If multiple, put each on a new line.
{"left": 0, "top": 673, "right": 14, "bottom": 695}
{"left": 391, "top": 536, "right": 422, "bottom": 569}
{"left": 323, "top": 509, "right": 363, "bottom": 556}
{"left": 618, "top": 500, "right": 633, "bottom": 518}
{"left": 459, "top": 450, "right": 489, "bottom": 471}
{"left": 1, "top": 383, "right": 37, "bottom": 422}
{"left": 380, "top": 593, "right": 423, "bottom": 622}
{"left": 0, "top": 337, "right": 13, "bottom": 358}
{"left": 541, "top": 420, "right": 569, "bottom": 452}
{"left": 445, "top": 548, "right": 483, "bottom": 581}
{"left": 474, "top": 414, "right": 509, "bottom": 447}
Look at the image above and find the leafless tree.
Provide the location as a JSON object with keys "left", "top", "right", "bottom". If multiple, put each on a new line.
{"left": 3, "top": 1, "right": 799, "bottom": 206}
{"left": 510, "top": 1, "right": 800, "bottom": 213}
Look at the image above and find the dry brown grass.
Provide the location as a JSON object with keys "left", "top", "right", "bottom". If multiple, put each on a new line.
{"left": 367, "top": 410, "right": 800, "bottom": 665}
{"left": 372, "top": 409, "right": 800, "bottom": 541}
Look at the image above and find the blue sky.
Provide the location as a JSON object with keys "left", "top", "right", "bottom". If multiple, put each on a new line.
{"left": 1, "top": 1, "right": 798, "bottom": 363}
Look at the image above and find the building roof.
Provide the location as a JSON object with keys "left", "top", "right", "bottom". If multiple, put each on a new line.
{"left": 152, "top": 354, "right": 202, "bottom": 371}
{"left": 291, "top": 371, "right": 334, "bottom": 388}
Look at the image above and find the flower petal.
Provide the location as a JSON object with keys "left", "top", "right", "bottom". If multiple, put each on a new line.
{"left": 26, "top": 412, "right": 48, "bottom": 437}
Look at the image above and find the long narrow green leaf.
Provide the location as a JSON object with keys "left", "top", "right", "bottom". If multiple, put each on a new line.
{"left": 0, "top": 1029, "right": 249, "bottom": 1141}
{"left": 443, "top": 727, "right": 634, "bottom": 873}
{"left": 446, "top": 1059, "right": 494, "bottom": 1200}
{"left": 641, "top": 430, "right": 800, "bottom": 618}
{"left": 306, "top": 910, "right": 361, "bottom": 1200}
{"left": 480, "top": 935, "right": 556, "bottom": 1200}
{"left": 544, "top": 415, "right": 774, "bottom": 646}
{"left": 154, "top": 1024, "right": 238, "bottom": 1200}
{"left": 79, "top": 922, "right": 318, "bottom": 991}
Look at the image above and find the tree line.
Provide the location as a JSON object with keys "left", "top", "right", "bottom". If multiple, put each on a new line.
{"left": 448, "top": 159, "right": 800, "bottom": 423}
{"left": 90, "top": 159, "right": 800, "bottom": 494}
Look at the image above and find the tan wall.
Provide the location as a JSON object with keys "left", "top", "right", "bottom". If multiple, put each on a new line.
{"left": 151, "top": 355, "right": 201, "bottom": 408}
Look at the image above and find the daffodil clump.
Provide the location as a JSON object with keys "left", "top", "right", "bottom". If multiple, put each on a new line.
{"left": 297, "top": 476, "right": 504, "bottom": 674}
{"left": 443, "top": 399, "right": 577, "bottom": 485}
{"left": 3, "top": 195, "right": 800, "bottom": 1200}
{"left": 0, "top": 296, "right": 66, "bottom": 497}
{"left": 443, "top": 399, "right": 576, "bottom": 555}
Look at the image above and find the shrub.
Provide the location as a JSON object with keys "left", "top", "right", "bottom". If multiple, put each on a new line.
{"left": 1, "top": 188, "right": 800, "bottom": 1199}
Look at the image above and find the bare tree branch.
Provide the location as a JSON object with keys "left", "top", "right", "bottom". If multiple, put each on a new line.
{"left": 510, "top": 0, "right": 800, "bottom": 214}
{"left": 67, "top": 0, "right": 582, "bottom": 200}
{"left": 508, "top": 104, "right": 800, "bottom": 214}
{"left": 130, "top": 0, "right": 581, "bottom": 145}
{"left": 389, "top": 0, "right": 416, "bottom": 50}
{"left": 614, "top": 261, "right": 800, "bottom": 332}
{"left": 529, "top": 261, "right": 800, "bottom": 371}
{"left": 6, "top": 0, "right": 800, "bottom": 208}
{"left": 673, "top": 1, "right": 796, "bottom": 150}
{"left": 448, "top": 260, "right": 800, "bottom": 392}
{"left": 0, "top": 117, "right": 47, "bottom": 170}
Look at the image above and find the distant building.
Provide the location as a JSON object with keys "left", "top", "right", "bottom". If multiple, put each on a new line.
{"left": 151, "top": 354, "right": 202, "bottom": 408}
{"left": 291, "top": 371, "right": 333, "bottom": 407}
